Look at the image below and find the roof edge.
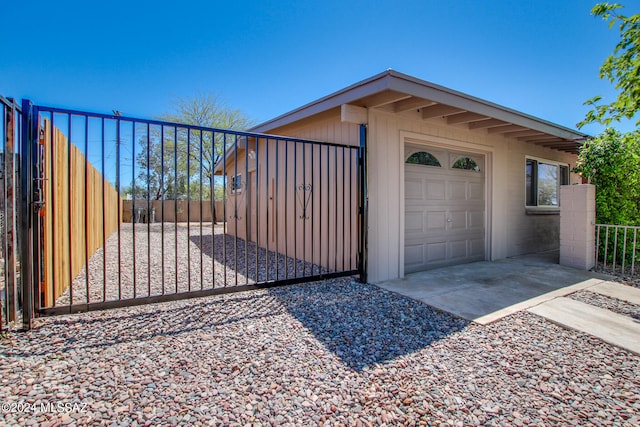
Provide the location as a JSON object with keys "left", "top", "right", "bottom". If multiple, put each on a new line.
{"left": 251, "top": 69, "right": 588, "bottom": 141}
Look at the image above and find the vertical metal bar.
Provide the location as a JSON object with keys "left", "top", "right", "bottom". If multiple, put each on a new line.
{"left": 613, "top": 226, "right": 619, "bottom": 274}
{"left": 101, "top": 118, "right": 107, "bottom": 301}
{"left": 33, "top": 113, "right": 43, "bottom": 314}
{"left": 187, "top": 129, "right": 191, "bottom": 291}
{"left": 334, "top": 145, "right": 338, "bottom": 272}
{"left": 293, "top": 141, "right": 297, "bottom": 277}
{"left": 265, "top": 138, "right": 269, "bottom": 281}
{"left": 50, "top": 114, "right": 57, "bottom": 306}
{"left": 146, "top": 123, "right": 151, "bottom": 297}
{"left": 326, "top": 144, "right": 330, "bottom": 272}
{"left": 310, "top": 143, "right": 314, "bottom": 275}
{"left": 199, "top": 130, "right": 203, "bottom": 290}
{"left": 603, "top": 226, "right": 609, "bottom": 271}
{"left": 318, "top": 144, "right": 322, "bottom": 275}
{"left": 67, "top": 114, "right": 73, "bottom": 307}
{"left": 116, "top": 118, "right": 122, "bottom": 300}
{"left": 244, "top": 138, "right": 249, "bottom": 285}
{"left": 252, "top": 136, "right": 260, "bottom": 283}
{"left": 349, "top": 147, "right": 353, "bottom": 270}
{"left": 631, "top": 227, "right": 637, "bottom": 276}
{"left": 255, "top": 138, "right": 260, "bottom": 283}
{"left": 160, "top": 125, "right": 165, "bottom": 295}
{"left": 358, "top": 124, "right": 368, "bottom": 283}
{"left": 212, "top": 132, "right": 217, "bottom": 288}
{"left": 284, "top": 140, "right": 288, "bottom": 280}
{"left": 342, "top": 146, "right": 346, "bottom": 271}
{"left": 173, "top": 126, "right": 178, "bottom": 293}
{"left": 595, "top": 224, "right": 601, "bottom": 271}
{"left": 622, "top": 227, "right": 628, "bottom": 275}
{"left": 222, "top": 132, "right": 228, "bottom": 287}
{"left": 302, "top": 142, "right": 306, "bottom": 277}
{"left": 233, "top": 134, "right": 238, "bottom": 287}
{"left": 20, "top": 100, "right": 35, "bottom": 329}
{"left": 84, "top": 116, "right": 90, "bottom": 304}
{"left": 4, "top": 102, "right": 17, "bottom": 321}
{"left": 131, "top": 122, "right": 137, "bottom": 298}
{"left": 274, "top": 138, "right": 279, "bottom": 280}
{"left": 208, "top": 131, "right": 214, "bottom": 289}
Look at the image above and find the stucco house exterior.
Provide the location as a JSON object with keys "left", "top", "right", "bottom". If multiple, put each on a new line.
{"left": 215, "top": 70, "right": 588, "bottom": 284}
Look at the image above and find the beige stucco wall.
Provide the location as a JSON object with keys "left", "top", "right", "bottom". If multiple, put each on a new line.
{"left": 232, "top": 108, "right": 579, "bottom": 283}
{"left": 223, "top": 136, "right": 359, "bottom": 273}
{"left": 366, "top": 108, "right": 578, "bottom": 282}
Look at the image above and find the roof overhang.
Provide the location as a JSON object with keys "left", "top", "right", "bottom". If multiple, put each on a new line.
{"left": 251, "top": 69, "right": 588, "bottom": 154}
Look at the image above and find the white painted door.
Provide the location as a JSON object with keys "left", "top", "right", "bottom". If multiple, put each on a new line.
{"left": 404, "top": 146, "right": 485, "bottom": 273}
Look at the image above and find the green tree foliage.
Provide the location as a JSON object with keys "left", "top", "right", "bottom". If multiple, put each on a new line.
{"left": 135, "top": 128, "right": 191, "bottom": 200}
{"left": 573, "top": 129, "right": 640, "bottom": 225}
{"left": 158, "top": 93, "right": 254, "bottom": 188}
{"left": 579, "top": 2, "right": 640, "bottom": 127}
{"left": 135, "top": 94, "right": 254, "bottom": 202}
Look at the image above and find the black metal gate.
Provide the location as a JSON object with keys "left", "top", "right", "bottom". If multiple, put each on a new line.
{"left": 1, "top": 100, "right": 367, "bottom": 327}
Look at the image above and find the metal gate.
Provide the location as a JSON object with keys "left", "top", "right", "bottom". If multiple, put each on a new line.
{"left": 1, "top": 100, "right": 367, "bottom": 328}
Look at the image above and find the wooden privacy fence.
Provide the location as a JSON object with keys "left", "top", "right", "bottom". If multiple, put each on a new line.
{"left": 121, "top": 200, "right": 225, "bottom": 223}
{"left": 41, "top": 121, "right": 121, "bottom": 306}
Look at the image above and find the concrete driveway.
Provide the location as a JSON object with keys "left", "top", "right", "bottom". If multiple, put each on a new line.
{"left": 377, "top": 251, "right": 640, "bottom": 355}
{"left": 376, "top": 251, "right": 608, "bottom": 324}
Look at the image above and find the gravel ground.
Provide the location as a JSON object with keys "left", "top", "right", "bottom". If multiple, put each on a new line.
{"left": 1, "top": 279, "right": 639, "bottom": 426}
{"left": 570, "top": 290, "right": 640, "bottom": 321}
{"left": 58, "top": 223, "right": 329, "bottom": 306}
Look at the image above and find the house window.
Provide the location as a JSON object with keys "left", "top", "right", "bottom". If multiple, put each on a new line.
{"left": 526, "top": 158, "right": 569, "bottom": 207}
{"left": 406, "top": 151, "right": 441, "bottom": 167}
{"left": 230, "top": 174, "right": 242, "bottom": 194}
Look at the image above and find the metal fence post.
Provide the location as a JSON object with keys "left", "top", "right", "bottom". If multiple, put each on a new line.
{"left": 19, "top": 99, "right": 35, "bottom": 330}
{"left": 3, "top": 99, "right": 18, "bottom": 327}
{"left": 357, "top": 124, "right": 368, "bottom": 283}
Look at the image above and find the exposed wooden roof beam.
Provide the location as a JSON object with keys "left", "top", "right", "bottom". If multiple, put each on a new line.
{"left": 535, "top": 139, "right": 571, "bottom": 146}
{"left": 521, "top": 135, "right": 565, "bottom": 142}
{"left": 359, "top": 90, "right": 411, "bottom": 108}
{"left": 468, "top": 118, "right": 509, "bottom": 129}
{"left": 503, "top": 130, "right": 546, "bottom": 138}
{"left": 421, "top": 104, "right": 465, "bottom": 119}
{"left": 393, "top": 97, "right": 435, "bottom": 113}
{"left": 447, "top": 112, "right": 488, "bottom": 125}
{"left": 487, "top": 124, "right": 528, "bottom": 134}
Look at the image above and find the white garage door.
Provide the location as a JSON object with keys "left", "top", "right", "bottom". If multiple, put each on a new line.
{"left": 404, "top": 145, "right": 485, "bottom": 273}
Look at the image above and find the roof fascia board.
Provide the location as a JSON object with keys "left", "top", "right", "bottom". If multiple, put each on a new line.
{"left": 252, "top": 69, "right": 588, "bottom": 141}
{"left": 385, "top": 71, "right": 585, "bottom": 140}
{"left": 251, "top": 71, "right": 391, "bottom": 133}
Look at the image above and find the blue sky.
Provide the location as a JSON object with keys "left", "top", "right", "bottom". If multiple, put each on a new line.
{"left": 2, "top": 0, "right": 637, "bottom": 136}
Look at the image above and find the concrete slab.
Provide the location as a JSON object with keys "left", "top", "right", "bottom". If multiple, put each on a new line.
{"left": 590, "top": 281, "right": 640, "bottom": 305}
{"left": 528, "top": 297, "right": 640, "bottom": 355}
{"left": 376, "top": 251, "right": 610, "bottom": 324}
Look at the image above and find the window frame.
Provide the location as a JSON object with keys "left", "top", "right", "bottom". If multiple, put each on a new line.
{"left": 230, "top": 173, "right": 242, "bottom": 195}
{"left": 525, "top": 156, "right": 569, "bottom": 213}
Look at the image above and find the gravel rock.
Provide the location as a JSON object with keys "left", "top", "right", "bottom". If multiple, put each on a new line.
{"left": 570, "top": 290, "right": 640, "bottom": 320}
{"left": 57, "top": 223, "right": 330, "bottom": 306}
{"left": 1, "top": 279, "right": 639, "bottom": 426}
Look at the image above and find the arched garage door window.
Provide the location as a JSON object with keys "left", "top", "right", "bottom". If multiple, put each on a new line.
{"left": 452, "top": 156, "right": 480, "bottom": 171}
{"left": 406, "top": 151, "right": 441, "bottom": 167}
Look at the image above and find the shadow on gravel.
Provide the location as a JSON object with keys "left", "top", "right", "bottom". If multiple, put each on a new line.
{"left": 2, "top": 278, "right": 468, "bottom": 373}
{"left": 268, "top": 279, "right": 470, "bottom": 372}
{"left": 1, "top": 292, "right": 286, "bottom": 358}
{"left": 190, "top": 234, "right": 330, "bottom": 283}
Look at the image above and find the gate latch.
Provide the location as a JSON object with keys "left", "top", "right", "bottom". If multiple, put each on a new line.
{"left": 33, "top": 185, "right": 45, "bottom": 212}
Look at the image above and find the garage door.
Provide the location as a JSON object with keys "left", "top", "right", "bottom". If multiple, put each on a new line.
{"left": 404, "top": 145, "right": 485, "bottom": 273}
